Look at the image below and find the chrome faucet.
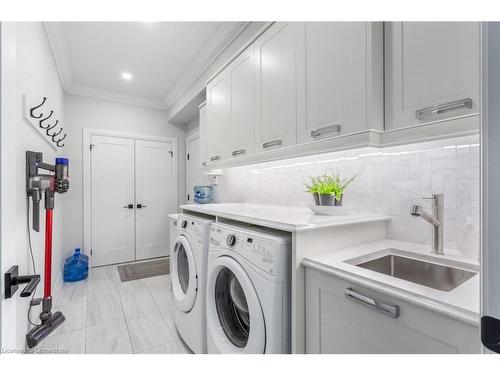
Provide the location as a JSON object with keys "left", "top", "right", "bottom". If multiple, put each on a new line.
{"left": 410, "top": 194, "right": 444, "bottom": 255}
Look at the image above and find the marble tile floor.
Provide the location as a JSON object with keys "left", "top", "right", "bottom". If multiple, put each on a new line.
{"left": 34, "top": 262, "right": 192, "bottom": 354}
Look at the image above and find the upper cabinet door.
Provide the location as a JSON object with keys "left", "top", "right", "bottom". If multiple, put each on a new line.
{"left": 198, "top": 103, "right": 209, "bottom": 168}
{"left": 385, "top": 22, "right": 480, "bottom": 131}
{"left": 254, "top": 22, "right": 299, "bottom": 151}
{"left": 206, "top": 72, "right": 230, "bottom": 164}
{"left": 297, "top": 22, "right": 383, "bottom": 144}
{"left": 227, "top": 45, "right": 255, "bottom": 158}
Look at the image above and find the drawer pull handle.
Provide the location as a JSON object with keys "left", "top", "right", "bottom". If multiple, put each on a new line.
{"left": 311, "top": 124, "right": 341, "bottom": 138}
{"left": 345, "top": 288, "right": 400, "bottom": 319}
{"left": 232, "top": 149, "right": 246, "bottom": 156}
{"left": 415, "top": 98, "right": 473, "bottom": 120}
{"left": 263, "top": 139, "right": 282, "bottom": 149}
{"left": 210, "top": 155, "right": 220, "bottom": 162}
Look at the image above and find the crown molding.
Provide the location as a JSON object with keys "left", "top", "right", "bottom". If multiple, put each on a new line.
{"left": 67, "top": 84, "right": 168, "bottom": 110}
{"left": 163, "top": 22, "right": 251, "bottom": 109}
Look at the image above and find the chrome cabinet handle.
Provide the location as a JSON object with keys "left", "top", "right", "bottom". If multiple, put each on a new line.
{"left": 415, "top": 98, "right": 473, "bottom": 120}
{"left": 310, "top": 124, "right": 341, "bottom": 138}
{"left": 232, "top": 149, "right": 246, "bottom": 156}
{"left": 262, "top": 139, "right": 282, "bottom": 149}
{"left": 345, "top": 288, "right": 400, "bottom": 319}
{"left": 210, "top": 155, "right": 220, "bottom": 162}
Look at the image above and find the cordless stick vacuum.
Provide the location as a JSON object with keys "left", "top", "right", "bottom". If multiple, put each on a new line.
{"left": 25, "top": 151, "right": 69, "bottom": 349}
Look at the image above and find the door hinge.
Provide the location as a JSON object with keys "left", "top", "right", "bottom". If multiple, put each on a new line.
{"left": 90, "top": 144, "right": 95, "bottom": 151}
{"left": 187, "top": 153, "right": 190, "bottom": 160}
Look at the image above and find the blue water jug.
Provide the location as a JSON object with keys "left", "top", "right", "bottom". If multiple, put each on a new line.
{"left": 63, "top": 248, "right": 89, "bottom": 282}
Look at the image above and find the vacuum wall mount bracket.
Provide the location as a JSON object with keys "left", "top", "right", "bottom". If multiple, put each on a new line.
{"left": 4, "top": 265, "right": 40, "bottom": 299}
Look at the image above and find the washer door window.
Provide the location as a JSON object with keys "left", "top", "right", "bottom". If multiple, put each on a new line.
{"left": 172, "top": 235, "right": 198, "bottom": 312}
{"left": 207, "top": 256, "right": 265, "bottom": 353}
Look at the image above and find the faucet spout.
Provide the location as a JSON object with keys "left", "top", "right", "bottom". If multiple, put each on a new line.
{"left": 410, "top": 194, "right": 444, "bottom": 255}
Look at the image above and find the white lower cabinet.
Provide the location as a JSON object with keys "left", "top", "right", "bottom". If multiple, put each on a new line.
{"left": 305, "top": 268, "right": 480, "bottom": 354}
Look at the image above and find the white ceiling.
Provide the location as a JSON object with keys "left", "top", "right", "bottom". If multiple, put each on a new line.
{"left": 45, "top": 22, "right": 245, "bottom": 109}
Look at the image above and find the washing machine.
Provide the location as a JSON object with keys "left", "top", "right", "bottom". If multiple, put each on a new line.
{"left": 206, "top": 222, "right": 292, "bottom": 354}
{"left": 172, "top": 213, "right": 214, "bottom": 353}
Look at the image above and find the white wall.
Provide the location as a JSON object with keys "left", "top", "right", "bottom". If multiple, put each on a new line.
{"left": 215, "top": 135, "right": 480, "bottom": 259}
{"left": 63, "top": 93, "right": 187, "bottom": 253}
{"left": 1, "top": 22, "right": 66, "bottom": 351}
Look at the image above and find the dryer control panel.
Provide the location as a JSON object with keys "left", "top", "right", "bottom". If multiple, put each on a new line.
{"left": 210, "top": 224, "right": 291, "bottom": 276}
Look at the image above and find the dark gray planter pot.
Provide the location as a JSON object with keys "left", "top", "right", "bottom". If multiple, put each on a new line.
{"left": 312, "top": 192, "right": 320, "bottom": 205}
{"left": 334, "top": 196, "right": 343, "bottom": 206}
{"left": 319, "top": 194, "right": 334, "bottom": 206}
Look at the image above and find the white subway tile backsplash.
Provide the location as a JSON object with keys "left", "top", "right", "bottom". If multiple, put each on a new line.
{"left": 214, "top": 135, "right": 480, "bottom": 259}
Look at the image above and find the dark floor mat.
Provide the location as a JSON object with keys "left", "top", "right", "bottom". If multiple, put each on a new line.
{"left": 117, "top": 258, "right": 170, "bottom": 282}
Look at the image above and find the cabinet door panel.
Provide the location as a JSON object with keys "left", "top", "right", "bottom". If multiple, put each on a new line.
{"left": 299, "top": 22, "right": 368, "bottom": 143}
{"left": 206, "top": 73, "right": 229, "bottom": 163}
{"left": 255, "top": 22, "right": 298, "bottom": 150}
{"left": 198, "top": 103, "right": 208, "bottom": 168}
{"left": 227, "top": 46, "right": 255, "bottom": 158}
{"left": 385, "top": 22, "right": 480, "bottom": 130}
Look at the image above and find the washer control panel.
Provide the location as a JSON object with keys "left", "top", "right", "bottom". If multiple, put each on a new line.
{"left": 177, "top": 215, "right": 207, "bottom": 246}
{"left": 211, "top": 225, "right": 279, "bottom": 275}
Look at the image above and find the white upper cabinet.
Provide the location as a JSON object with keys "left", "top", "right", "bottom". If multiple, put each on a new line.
{"left": 198, "top": 102, "right": 208, "bottom": 167}
{"left": 206, "top": 72, "right": 230, "bottom": 164}
{"left": 226, "top": 45, "right": 255, "bottom": 158}
{"left": 385, "top": 22, "right": 480, "bottom": 131}
{"left": 297, "top": 22, "right": 383, "bottom": 143}
{"left": 254, "top": 22, "right": 299, "bottom": 151}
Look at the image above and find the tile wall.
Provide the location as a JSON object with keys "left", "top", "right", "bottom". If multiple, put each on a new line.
{"left": 215, "top": 135, "right": 480, "bottom": 259}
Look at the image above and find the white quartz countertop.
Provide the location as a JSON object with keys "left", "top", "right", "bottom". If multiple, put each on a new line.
{"left": 180, "top": 203, "right": 391, "bottom": 233}
{"left": 302, "top": 239, "right": 480, "bottom": 326}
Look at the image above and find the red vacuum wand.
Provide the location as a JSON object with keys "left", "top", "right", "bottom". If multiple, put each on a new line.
{"left": 44, "top": 209, "right": 53, "bottom": 299}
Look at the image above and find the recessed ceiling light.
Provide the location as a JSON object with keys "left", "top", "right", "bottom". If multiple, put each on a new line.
{"left": 121, "top": 72, "right": 133, "bottom": 81}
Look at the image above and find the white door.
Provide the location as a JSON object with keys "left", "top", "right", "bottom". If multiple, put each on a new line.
{"left": 254, "top": 22, "right": 299, "bottom": 151}
{"left": 91, "top": 135, "right": 135, "bottom": 267}
{"left": 186, "top": 131, "right": 206, "bottom": 203}
{"left": 227, "top": 45, "right": 255, "bottom": 158}
{"left": 206, "top": 73, "right": 230, "bottom": 164}
{"left": 198, "top": 103, "right": 209, "bottom": 168}
{"left": 385, "top": 22, "right": 480, "bottom": 130}
{"left": 297, "top": 22, "right": 374, "bottom": 143}
{"left": 135, "top": 139, "right": 174, "bottom": 260}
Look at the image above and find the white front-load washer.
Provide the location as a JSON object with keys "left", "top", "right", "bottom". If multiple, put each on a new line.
{"left": 172, "top": 213, "right": 213, "bottom": 353}
{"left": 206, "top": 222, "right": 291, "bottom": 354}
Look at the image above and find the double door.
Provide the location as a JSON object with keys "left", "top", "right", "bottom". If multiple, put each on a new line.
{"left": 90, "top": 135, "right": 175, "bottom": 267}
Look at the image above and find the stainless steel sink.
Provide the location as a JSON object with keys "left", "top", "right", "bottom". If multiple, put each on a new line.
{"left": 356, "top": 254, "right": 477, "bottom": 292}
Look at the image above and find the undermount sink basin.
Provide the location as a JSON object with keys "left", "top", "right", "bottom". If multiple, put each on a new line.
{"left": 354, "top": 252, "right": 477, "bottom": 292}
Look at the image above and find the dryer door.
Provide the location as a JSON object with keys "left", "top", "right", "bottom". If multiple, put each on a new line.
{"left": 207, "top": 256, "right": 266, "bottom": 353}
{"left": 172, "top": 235, "right": 198, "bottom": 312}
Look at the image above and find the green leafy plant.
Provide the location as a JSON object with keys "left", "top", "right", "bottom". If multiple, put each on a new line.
{"left": 304, "top": 170, "right": 356, "bottom": 201}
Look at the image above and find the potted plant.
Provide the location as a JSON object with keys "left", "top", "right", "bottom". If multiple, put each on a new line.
{"left": 305, "top": 171, "right": 356, "bottom": 206}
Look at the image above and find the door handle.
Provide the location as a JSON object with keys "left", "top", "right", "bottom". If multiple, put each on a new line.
{"left": 262, "top": 139, "right": 282, "bottom": 149}
{"left": 123, "top": 204, "right": 134, "bottom": 209}
{"left": 415, "top": 98, "right": 473, "bottom": 120}
{"left": 345, "top": 288, "right": 400, "bottom": 319}
{"left": 137, "top": 204, "right": 147, "bottom": 209}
